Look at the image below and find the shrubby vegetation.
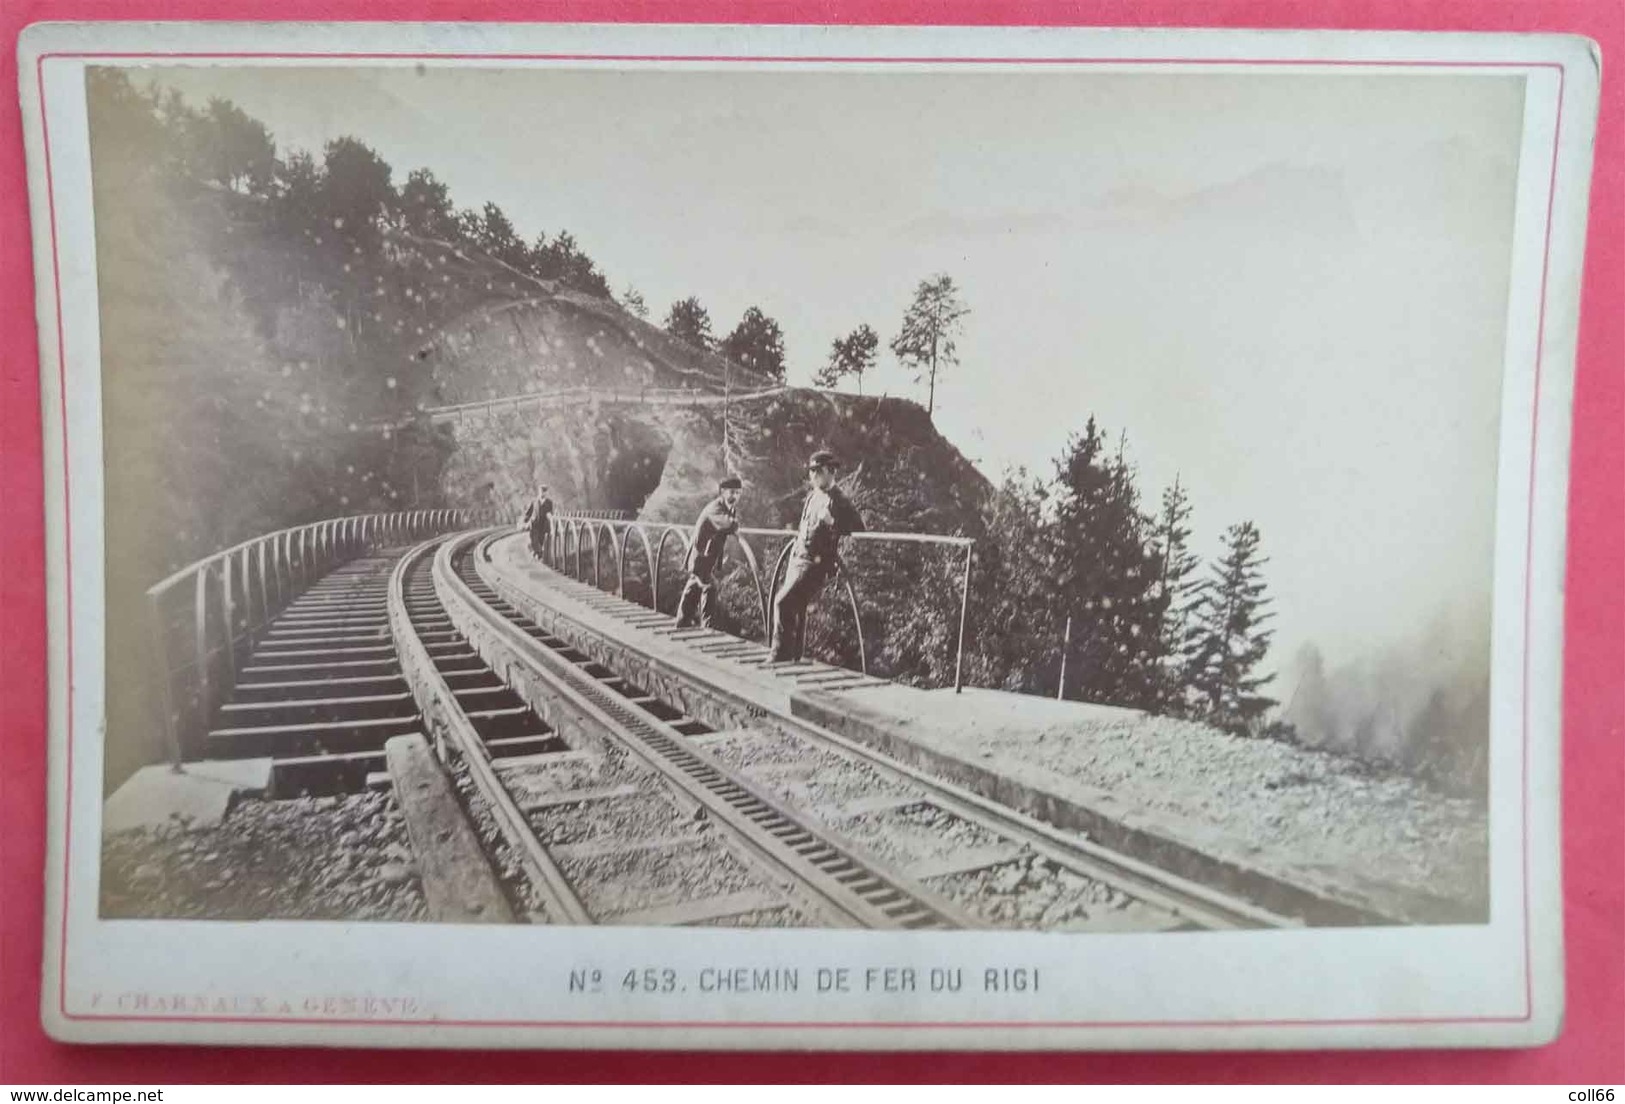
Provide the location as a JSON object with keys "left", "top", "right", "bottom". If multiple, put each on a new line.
{"left": 88, "top": 68, "right": 629, "bottom": 587}
{"left": 957, "top": 419, "right": 1280, "bottom": 738}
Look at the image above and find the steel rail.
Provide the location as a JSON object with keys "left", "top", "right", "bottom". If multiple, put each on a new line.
{"left": 387, "top": 536, "right": 592, "bottom": 926}
{"left": 438, "top": 531, "right": 981, "bottom": 931}
{"left": 769, "top": 707, "right": 1299, "bottom": 931}
{"left": 480, "top": 535, "right": 1298, "bottom": 931}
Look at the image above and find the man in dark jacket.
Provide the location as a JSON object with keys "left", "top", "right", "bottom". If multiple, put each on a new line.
{"left": 519, "top": 484, "right": 554, "bottom": 561}
{"left": 675, "top": 476, "right": 744, "bottom": 629}
{"left": 771, "top": 451, "right": 864, "bottom": 662}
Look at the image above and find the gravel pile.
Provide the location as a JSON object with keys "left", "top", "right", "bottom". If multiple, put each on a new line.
{"left": 100, "top": 792, "right": 427, "bottom": 921}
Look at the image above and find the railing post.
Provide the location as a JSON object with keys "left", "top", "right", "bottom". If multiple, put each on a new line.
{"left": 220, "top": 551, "right": 237, "bottom": 686}
{"left": 193, "top": 564, "right": 212, "bottom": 739}
{"left": 954, "top": 542, "right": 973, "bottom": 694}
{"left": 148, "top": 594, "right": 183, "bottom": 770}
{"left": 255, "top": 541, "right": 269, "bottom": 631}
{"left": 839, "top": 576, "right": 868, "bottom": 676}
{"left": 237, "top": 546, "right": 253, "bottom": 634}
{"left": 272, "top": 532, "right": 284, "bottom": 609}
{"left": 281, "top": 530, "right": 293, "bottom": 599}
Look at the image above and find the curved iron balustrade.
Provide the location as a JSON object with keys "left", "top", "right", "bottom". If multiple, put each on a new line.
{"left": 145, "top": 508, "right": 497, "bottom": 765}
{"left": 541, "top": 513, "right": 974, "bottom": 690}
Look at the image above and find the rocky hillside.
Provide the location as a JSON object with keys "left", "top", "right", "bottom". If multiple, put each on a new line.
{"left": 422, "top": 294, "right": 991, "bottom": 537}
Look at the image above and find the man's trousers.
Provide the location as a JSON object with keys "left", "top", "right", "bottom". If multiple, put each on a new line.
{"left": 676, "top": 565, "right": 719, "bottom": 628}
{"left": 771, "top": 557, "right": 831, "bottom": 662}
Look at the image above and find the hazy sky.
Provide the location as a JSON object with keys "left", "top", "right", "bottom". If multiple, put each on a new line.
{"left": 142, "top": 64, "right": 1526, "bottom": 673}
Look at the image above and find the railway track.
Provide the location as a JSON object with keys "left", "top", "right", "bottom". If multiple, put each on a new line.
{"left": 194, "top": 531, "right": 1295, "bottom": 932}
{"left": 401, "top": 534, "right": 977, "bottom": 929}
{"left": 432, "top": 530, "right": 1296, "bottom": 932}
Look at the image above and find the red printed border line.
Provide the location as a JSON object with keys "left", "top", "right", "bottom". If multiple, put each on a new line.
{"left": 37, "top": 47, "right": 1566, "bottom": 1032}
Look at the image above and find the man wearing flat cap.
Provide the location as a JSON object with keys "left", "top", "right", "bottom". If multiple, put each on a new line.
{"left": 675, "top": 475, "right": 744, "bottom": 629}
{"left": 771, "top": 450, "right": 865, "bottom": 662}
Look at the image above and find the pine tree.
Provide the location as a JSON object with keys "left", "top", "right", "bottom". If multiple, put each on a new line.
{"left": 963, "top": 470, "right": 1062, "bottom": 694}
{"left": 1049, "top": 420, "right": 1163, "bottom": 708}
{"left": 531, "top": 231, "right": 611, "bottom": 297}
{"left": 1147, "top": 475, "right": 1203, "bottom": 714}
{"left": 397, "top": 168, "right": 459, "bottom": 240}
{"left": 621, "top": 285, "right": 649, "bottom": 319}
{"left": 199, "top": 97, "right": 276, "bottom": 195}
{"left": 720, "top": 306, "right": 787, "bottom": 381}
{"left": 890, "top": 274, "right": 968, "bottom": 416}
{"left": 475, "top": 202, "right": 529, "bottom": 271}
{"left": 319, "top": 137, "right": 395, "bottom": 256}
{"left": 664, "top": 296, "right": 714, "bottom": 351}
{"left": 815, "top": 324, "right": 878, "bottom": 393}
{"left": 1185, "top": 521, "right": 1277, "bottom": 733}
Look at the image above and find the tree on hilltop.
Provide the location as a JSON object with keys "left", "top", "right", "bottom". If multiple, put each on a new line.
{"left": 720, "top": 306, "right": 786, "bottom": 382}
{"left": 620, "top": 286, "right": 649, "bottom": 319}
{"left": 475, "top": 202, "right": 530, "bottom": 271}
{"left": 530, "top": 231, "right": 610, "bottom": 297}
{"left": 196, "top": 97, "right": 276, "bottom": 195}
{"left": 664, "top": 296, "right": 715, "bottom": 351}
{"left": 396, "top": 168, "right": 459, "bottom": 240}
{"left": 816, "top": 324, "right": 878, "bottom": 394}
{"left": 891, "top": 273, "right": 968, "bottom": 416}
{"left": 319, "top": 137, "right": 394, "bottom": 254}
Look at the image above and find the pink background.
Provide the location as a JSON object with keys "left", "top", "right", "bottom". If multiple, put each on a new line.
{"left": 2, "top": 0, "right": 1619, "bottom": 1084}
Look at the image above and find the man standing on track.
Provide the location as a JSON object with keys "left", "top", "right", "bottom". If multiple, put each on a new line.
{"left": 675, "top": 475, "right": 744, "bottom": 629}
{"left": 519, "top": 484, "right": 554, "bottom": 561}
{"left": 771, "top": 450, "right": 864, "bottom": 663}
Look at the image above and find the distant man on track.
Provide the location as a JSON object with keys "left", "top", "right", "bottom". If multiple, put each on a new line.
{"left": 520, "top": 484, "right": 554, "bottom": 561}
{"left": 675, "top": 475, "right": 744, "bottom": 629}
{"left": 771, "top": 450, "right": 864, "bottom": 663}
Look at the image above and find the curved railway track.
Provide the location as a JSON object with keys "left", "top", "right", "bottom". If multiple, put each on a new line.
{"left": 395, "top": 534, "right": 976, "bottom": 929}
{"left": 397, "top": 529, "right": 1296, "bottom": 933}
{"left": 192, "top": 530, "right": 1296, "bottom": 931}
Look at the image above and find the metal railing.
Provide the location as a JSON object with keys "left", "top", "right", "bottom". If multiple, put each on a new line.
{"left": 421, "top": 383, "right": 789, "bottom": 426}
{"left": 554, "top": 508, "right": 634, "bottom": 521}
{"left": 146, "top": 508, "right": 495, "bottom": 766}
{"left": 541, "top": 514, "right": 975, "bottom": 691}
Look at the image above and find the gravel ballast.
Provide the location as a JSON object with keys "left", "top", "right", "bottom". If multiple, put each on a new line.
{"left": 828, "top": 687, "right": 1489, "bottom": 921}
{"left": 101, "top": 792, "right": 428, "bottom": 921}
